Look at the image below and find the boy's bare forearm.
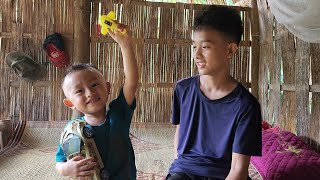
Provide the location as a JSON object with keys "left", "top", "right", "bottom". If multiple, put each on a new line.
{"left": 174, "top": 125, "right": 180, "bottom": 159}
{"left": 120, "top": 42, "right": 138, "bottom": 105}
{"left": 120, "top": 42, "right": 138, "bottom": 86}
{"left": 226, "top": 153, "right": 250, "bottom": 180}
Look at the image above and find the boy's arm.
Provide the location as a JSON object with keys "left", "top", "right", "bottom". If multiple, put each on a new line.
{"left": 108, "top": 24, "right": 138, "bottom": 106}
{"left": 174, "top": 125, "right": 180, "bottom": 159}
{"left": 225, "top": 153, "right": 250, "bottom": 180}
{"left": 120, "top": 41, "right": 138, "bottom": 106}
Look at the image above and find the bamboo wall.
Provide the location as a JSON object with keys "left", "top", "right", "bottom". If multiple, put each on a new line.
{"left": 257, "top": 0, "right": 320, "bottom": 152}
{"left": 0, "top": 0, "right": 75, "bottom": 128}
{"left": 0, "top": 1, "right": 254, "bottom": 125}
{"left": 91, "top": 1, "right": 254, "bottom": 123}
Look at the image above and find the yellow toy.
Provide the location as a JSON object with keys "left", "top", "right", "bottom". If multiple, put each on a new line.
{"left": 99, "top": 11, "right": 126, "bottom": 35}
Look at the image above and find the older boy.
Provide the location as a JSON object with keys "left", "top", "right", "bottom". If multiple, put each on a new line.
{"left": 55, "top": 23, "right": 138, "bottom": 180}
{"left": 166, "top": 5, "right": 262, "bottom": 180}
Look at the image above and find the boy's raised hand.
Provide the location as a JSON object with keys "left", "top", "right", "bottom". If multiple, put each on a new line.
{"left": 108, "top": 22, "right": 132, "bottom": 47}
{"left": 62, "top": 156, "right": 96, "bottom": 179}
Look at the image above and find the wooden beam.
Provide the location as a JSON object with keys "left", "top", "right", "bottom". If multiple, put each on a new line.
{"left": 0, "top": 32, "right": 32, "bottom": 38}
{"left": 269, "top": 84, "right": 320, "bottom": 93}
{"left": 92, "top": 0, "right": 251, "bottom": 12}
{"left": 250, "top": 0, "right": 260, "bottom": 100}
{"left": 91, "top": 37, "right": 251, "bottom": 47}
{"left": 9, "top": 80, "right": 51, "bottom": 87}
{"left": 295, "top": 39, "right": 310, "bottom": 138}
{"left": 72, "top": 0, "right": 91, "bottom": 119}
{"left": 270, "top": 22, "right": 281, "bottom": 126}
{"left": 256, "top": 0, "right": 274, "bottom": 122}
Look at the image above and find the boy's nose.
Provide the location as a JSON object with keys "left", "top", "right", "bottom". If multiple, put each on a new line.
{"left": 193, "top": 47, "right": 202, "bottom": 59}
{"left": 86, "top": 89, "right": 96, "bottom": 97}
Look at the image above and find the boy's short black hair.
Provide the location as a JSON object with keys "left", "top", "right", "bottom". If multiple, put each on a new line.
{"left": 61, "top": 63, "right": 100, "bottom": 86}
{"left": 194, "top": 5, "right": 243, "bottom": 45}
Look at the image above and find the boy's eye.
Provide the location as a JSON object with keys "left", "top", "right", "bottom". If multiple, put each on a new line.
{"left": 75, "top": 90, "right": 83, "bottom": 94}
{"left": 92, "top": 83, "right": 99, "bottom": 87}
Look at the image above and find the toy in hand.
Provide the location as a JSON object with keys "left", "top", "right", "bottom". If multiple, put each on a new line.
{"left": 61, "top": 119, "right": 109, "bottom": 180}
{"left": 99, "top": 11, "right": 126, "bottom": 35}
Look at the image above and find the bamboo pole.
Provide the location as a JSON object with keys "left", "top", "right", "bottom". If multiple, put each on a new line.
{"left": 250, "top": 0, "right": 260, "bottom": 99}
{"left": 72, "top": 0, "right": 91, "bottom": 119}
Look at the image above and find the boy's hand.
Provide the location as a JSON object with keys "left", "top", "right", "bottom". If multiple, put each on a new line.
{"left": 62, "top": 156, "right": 96, "bottom": 179}
{"left": 108, "top": 22, "right": 132, "bottom": 47}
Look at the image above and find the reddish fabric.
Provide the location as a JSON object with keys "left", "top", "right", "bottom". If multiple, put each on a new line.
{"left": 262, "top": 121, "right": 280, "bottom": 131}
{"left": 251, "top": 130, "right": 320, "bottom": 180}
{"left": 262, "top": 121, "right": 271, "bottom": 130}
{"left": 46, "top": 43, "right": 69, "bottom": 68}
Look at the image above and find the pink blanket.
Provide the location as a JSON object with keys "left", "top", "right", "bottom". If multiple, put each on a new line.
{"left": 250, "top": 130, "right": 320, "bottom": 180}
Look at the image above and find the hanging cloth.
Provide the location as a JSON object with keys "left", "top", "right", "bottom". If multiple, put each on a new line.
{"left": 268, "top": 0, "right": 320, "bottom": 43}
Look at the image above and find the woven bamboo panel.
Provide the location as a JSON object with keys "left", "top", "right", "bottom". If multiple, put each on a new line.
{"left": 0, "top": 0, "right": 74, "bottom": 122}
{"left": 92, "top": 1, "right": 252, "bottom": 123}
{"left": 1, "top": 0, "right": 253, "bottom": 125}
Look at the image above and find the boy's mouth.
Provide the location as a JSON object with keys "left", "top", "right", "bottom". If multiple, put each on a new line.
{"left": 196, "top": 61, "right": 206, "bottom": 68}
{"left": 87, "top": 97, "right": 100, "bottom": 104}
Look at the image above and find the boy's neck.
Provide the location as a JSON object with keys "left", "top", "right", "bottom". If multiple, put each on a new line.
{"left": 83, "top": 109, "right": 107, "bottom": 126}
{"left": 199, "top": 74, "right": 238, "bottom": 100}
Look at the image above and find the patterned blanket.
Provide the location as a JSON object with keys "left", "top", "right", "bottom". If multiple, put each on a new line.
{"left": 250, "top": 130, "right": 320, "bottom": 180}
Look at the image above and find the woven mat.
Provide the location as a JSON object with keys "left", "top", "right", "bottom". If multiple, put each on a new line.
{"left": 0, "top": 122, "right": 261, "bottom": 180}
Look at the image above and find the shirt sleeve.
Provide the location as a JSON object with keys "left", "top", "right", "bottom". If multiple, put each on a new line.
{"left": 171, "top": 84, "right": 181, "bottom": 125}
{"left": 55, "top": 144, "right": 67, "bottom": 162}
{"left": 108, "top": 87, "right": 136, "bottom": 128}
{"left": 232, "top": 103, "right": 262, "bottom": 156}
{"left": 111, "top": 87, "right": 136, "bottom": 111}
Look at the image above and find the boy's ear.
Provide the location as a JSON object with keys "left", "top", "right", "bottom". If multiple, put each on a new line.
{"left": 106, "top": 81, "right": 111, "bottom": 94}
{"left": 63, "top": 99, "right": 75, "bottom": 109}
{"left": 227, "top": 43, "right": 238, "bottom": 59}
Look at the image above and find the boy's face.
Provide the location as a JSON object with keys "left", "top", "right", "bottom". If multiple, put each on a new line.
{"left": 62, "top": 68, "right": 110, "bottom": 116}
{"left": 192, "top": 29, "right": 237, "bottom": 76}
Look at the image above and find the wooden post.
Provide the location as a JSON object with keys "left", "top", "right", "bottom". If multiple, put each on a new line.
{"left": 295, "top": 39, "right": 310, "bottom": 139}
{"left": 72, "top": 0, "right": 91, "bottom": 119}
{"left": 280, "top": 26, "right": 296, "bottom": 132}
{"left": 271, "top": 22, "right": 282, "bottom": 127}
{"left": 250, "top": 0, "right": 260, "bottom": 100}
{"left": 256, "top": 0, "right": 273, "bottom": 121}
{"left": 310, "top": 44, "right": 320, "bottom": 152}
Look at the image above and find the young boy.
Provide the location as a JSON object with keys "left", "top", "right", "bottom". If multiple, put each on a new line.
{"left": 166, "top": 5, "right": 262, "bottom": 180}
{"left": 55, "top": 23, "right": 138, "bottom": 180}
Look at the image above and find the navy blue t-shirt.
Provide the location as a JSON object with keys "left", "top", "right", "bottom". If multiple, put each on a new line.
{"left": 168, "top": 76, "right": 262, "bottom": 179}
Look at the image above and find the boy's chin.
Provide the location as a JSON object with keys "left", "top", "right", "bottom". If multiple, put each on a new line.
{"left": 86, "top": 103, "right": 107, "bottom": 112}
{"left": 197, "top": 70, "right": 208, "bottom": 75}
